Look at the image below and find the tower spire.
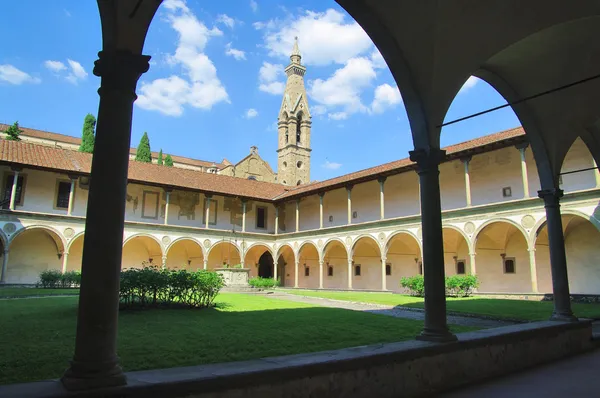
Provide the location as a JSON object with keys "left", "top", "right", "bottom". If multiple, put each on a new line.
{"left": 290, "top": 36, "right": 301, "bottom": 65}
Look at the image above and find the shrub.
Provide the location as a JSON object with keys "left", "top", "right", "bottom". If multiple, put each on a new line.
{"left": 400, "top": 275, "right": 425, "bottom": 296}
{"left": 119, "top": 265, "right": 224, "bottom": 309}
{"left": 248, "top": 277, "right": 280, "bottom": 289}
{"left": 39, "top": 269, "right": 63, "bottom": 288}
{"left": 445, "top": 275, "right": 479, "bottom": 297}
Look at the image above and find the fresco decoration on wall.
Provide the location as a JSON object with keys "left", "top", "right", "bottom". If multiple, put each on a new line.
{"left": 170, "top": 190, "right": 199, "bottom": 221}
{"left": 126, "top": 194, "right": 139, "bottom": 214}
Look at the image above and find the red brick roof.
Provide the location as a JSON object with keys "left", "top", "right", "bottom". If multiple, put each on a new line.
{"left": 0, "top": 124, "right": 225, "bottom": 170}
{"left": 0, "top": 126, "right": 526, "bottom": 202}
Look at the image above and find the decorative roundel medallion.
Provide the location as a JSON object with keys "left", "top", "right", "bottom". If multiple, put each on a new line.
{"left": 64, "top": 227, "right": 75, "bottom": 239}
{"left": 3, "top": 223, "right": 16, "bottom": 235}
{"left": 521, "top": 215, "right": 535, "bottom": 229}
{"left": 203, "top": 239, "right": 211, "bottom": 249}
{"left": 345, "top": 236, "right": 352, "bottom": 246}
{"left": 162, "top": 236, "right": 171, "bottom": 245}
{"left": 464, "top": 222, "right": 476, "bottom": 235}
{"left": 378, "top": 232, "right": 386, "bottom": 242}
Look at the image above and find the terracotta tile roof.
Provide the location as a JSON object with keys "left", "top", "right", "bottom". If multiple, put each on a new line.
{"left": 0, "top": 140, "right": 287, "bottom": 201}
{"left": 0, "top": 124, "right": 225, "bottom": 170}
{"left": 276, "top": 126, "right": 526, "bottom": 200}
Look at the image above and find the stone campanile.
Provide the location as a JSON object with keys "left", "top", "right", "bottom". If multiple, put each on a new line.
{"left": 277, "top": 37, "right": 312, "bottom": 186}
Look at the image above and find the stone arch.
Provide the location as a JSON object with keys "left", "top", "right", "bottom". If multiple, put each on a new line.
{"left": 351, "top": 235, "right": 382, "bottom": 290}
{"left": 122, "top": 234, "right": 164, "bottom": 269}
{"left": 322, "top": 238, "right": 349, "bottom": 289}
{"left": 443, "top": 225, "right": 473, "bottom": 254}
{"left": 165, "top": 237, "right": 204, "bottom": 270}
{"left": 384, "top": 230, "right": 423, "bottom": 283}
{"left": 6, "top": 225, "right": 66, "bottom": 284}
{"left": 534, "top": 213, "right": 600, "bottom": 295}
{"left": 558, "top": 137, "right": 598, "bottom": 193}
{"left": 276, "top": 243, "right": 295, "bottom": 287}
{"left": 474, "top": 219, "right": 531, "bottom": 293}
{"left": 442, "top": 226, "right": 472, "bottom": 276}
{"left": 276, "top": 243, "right": 295, "bottom": 263}
{"left": 244, "top": 243, "right": 274, "bottom": 278}
{"left": 297, "top": 241, "right": 320, "bottom": 288}
{"left": 206, "top": 240, "right": 241, "bottom": 270}
{"left": 66, "top": 232, "right": 85, "bottom": 272}
{"left": 350, "top": 234, "right": 380, "bottom": 257}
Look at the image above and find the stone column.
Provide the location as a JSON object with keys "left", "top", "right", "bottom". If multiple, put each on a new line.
{"left": 381, "top": 255, "right": 387, "bottom": 291}
{"left": 295, "top": 199, "right": 300, "bottom": 232}
{"left": 319, "top": 259, "right": 324, "bottom": 289}
{"left": 9, "top": 168, "right": 20, "bottom": 211}
{"left": 273, "top": 256, "right": 278, "bottom": 284}
{"left": 203, "top": 258, "right": 208, "bottom": 270}
{"left": 319, "top": 193, "right": 324, "bottom": 229}
{"left": 67, "top": 176, "right": 77, "bottom": 216}
{"left": 346, "top": 185, "right": 353, "bottom": 225}
{"left": 378, "top": 177, "right": 386, "bottom": 220}
{"left": 164, "top": 190, "right": 171, "bottom": 226}
{"left": 0, "top": 249, "right": 8, "bottom": 283}
{"left": 462, "top": 157, "right": 472, "bottom": 207}
{"left": 205, "top": 194, "right": 212, "bottom": 229}
{"left": 347, "top": 258, "right": 353, "bottom": 289}
{"left": 274, "top": 205, "right": 279, "bottom": 235}
{"left": 61, "top": 251, "right": 70, "bottom": 274}
{"left": 161, "top": 255, "right": 167, "bottom": 270}
{"left": 594, "top": 160, "right": 600, "bottom": 188}
{"left": 469, "top": 251, "right": 477, "bottom": 275}
{"left": 294, "top": 259, "right": 299, "bottom": 288}
{"left": 61, "top": 51, "right": 151, "bottom": 390}
{"left": 517, "top": 143, "right": 530, "bottom": 199}
{"left": 528, "top": 247, "right": 539, "bottom": 293}
{"left": 538, "top": 188, "right": 576, "bottom": 321}
{"left": 241, "top": 199, "right": 247, "bottom": 233}
{"left": 409, "top": 148, "right": 456, "bottom": 342}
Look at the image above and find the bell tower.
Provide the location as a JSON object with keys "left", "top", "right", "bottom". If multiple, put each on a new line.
{"left": 277, "top": 37, "right": 311, "bottom": 186}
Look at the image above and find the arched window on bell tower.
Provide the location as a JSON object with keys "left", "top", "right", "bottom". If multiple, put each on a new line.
{"left": 296, "top": 114, "right": 302, "bottom": 145}
{"left": 285, "top": 128, "right": 289, "bottom": 144}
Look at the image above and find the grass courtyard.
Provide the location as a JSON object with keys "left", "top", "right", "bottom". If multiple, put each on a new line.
{"left": 280, "top": 289, "right": 600, "bottom": 321}
{"left": 0, "top": 292, "right": 472, "bottom": 385}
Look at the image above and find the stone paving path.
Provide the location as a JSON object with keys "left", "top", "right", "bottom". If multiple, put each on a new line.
{"left": 267, "top": 291, "right": 517, "bottom": 328}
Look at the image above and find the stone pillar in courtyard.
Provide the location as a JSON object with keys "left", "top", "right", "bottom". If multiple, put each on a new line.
{"left": 0, "top": 249, "right": 9, "bottom": 283}
{"left": 61, "top": 49, "right": 152, "bottom": 390}
{"left": 538, "top": 188, "right": 577, "bottom": 321}
{"left": 410, "top": 148, "right": 456, "bottom": 342}
{"left": 381, "top": 254, "right": 387, "bottom": 291}
{"left": 319, "top": 259, "right": 324, "bottom": 289}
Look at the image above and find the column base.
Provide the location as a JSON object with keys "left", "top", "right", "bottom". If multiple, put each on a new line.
{"left": 416, "top": 328, "right": 458, "bottom": 343}
{"left": 549, "top": 312, "right": 579, "bottom": 322}
{"left": 61, "top": 360, "right": 126, "bottom": 391}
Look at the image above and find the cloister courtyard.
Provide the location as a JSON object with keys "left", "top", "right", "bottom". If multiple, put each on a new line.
{"left": 2, "top": 287, "right": 599, "bottom": 386}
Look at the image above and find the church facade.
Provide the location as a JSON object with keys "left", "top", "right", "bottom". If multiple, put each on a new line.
{"left": 0, "top": 41, "right": 599, "bottom": 296}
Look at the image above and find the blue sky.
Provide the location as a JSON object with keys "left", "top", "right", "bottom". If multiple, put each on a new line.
{"left": 0, "top": 0, "right": 520, "bottom": 182}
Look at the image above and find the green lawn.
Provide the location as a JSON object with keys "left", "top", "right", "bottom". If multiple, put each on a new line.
{"left": 0, "top": 287, "right": 79, "bottom": 298}
{"left": 0, "top": 293, "right": 472, "bottom": 385}
{"left": 279, "top": 289, "right": 600, "bottom": 321}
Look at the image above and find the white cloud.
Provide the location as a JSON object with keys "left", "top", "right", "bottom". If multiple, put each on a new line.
{"left": 250, "top": 0, "right": 258, "bottom": 13}
{"left": 0, "top": 64, "right": 40, "bottom": 85}
{"left": 322, "top": 160, "right": 342, "bottom": 170}
{"left": 44, "top": 60, "right": 67, "bottom": 72}
{"left": 65, "top": 59, "right": 88, "bottom": 84}
{"left": 245, "top": 108, "right": 258, "bottom": 118}
{"left": 370, "top": 83, "right": 402, "bottom": 114}
{"left": 216, "top": 14, "right": 235, "bottom": 29}
{"left": 459, "top": 76, "right": 479, "bottom": 94}
{"left": 137, "top": 0, "right": 229, "bottom": 116}
{"left": 309, "top": 57, "right": 376, "bottom": 116}
{"left": 328, "top": 112, "right": 348, "bottom": 120}
{"left": 256, "top": 9, "right": 372, "bottom": 66}
{"left": 311, "top": 105, "right": 327, "bottom": 116}
{"left": 370, "top": 49, "right": 386, "bottom": 69}
{"left": 258, "top": 61, "right": 285, "bottom": 95}
{"left": 225, "top": 43, "right": 246, "bottom": 61}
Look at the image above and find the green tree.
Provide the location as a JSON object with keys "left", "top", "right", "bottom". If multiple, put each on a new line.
{"left": 79, "top": 114, "right": 96, "bottom": 153}
{"left": 135, "top": 132, "right": 152, "bottom": 162}
{"left": 157, "top": 149, "right": 164, "bottom": 165}
{"left": 164, "top": 154, "right": 174, "bottom": 167}
{"left": 4, "top": 121, "right": 23, "bottom": 141}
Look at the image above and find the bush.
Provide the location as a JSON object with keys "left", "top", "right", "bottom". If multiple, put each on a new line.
{"left": 119, "top": 265, "right": 224, "bottom": 309}
{"left": 248, "top": 277, "right": 280, "bottom": 289}
{"left": 400, "top": 274, "right": 479, "bottom": 297}
{"left": 400, "top": 275, "right": 425, "bottom": 296}
{"left": 445, "top": 275, "right": 479, "bottom": 297}
{"left": 38, "top": 270, "right": 81, "bottom": 288}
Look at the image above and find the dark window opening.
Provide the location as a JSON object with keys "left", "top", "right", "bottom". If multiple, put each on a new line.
{"left": 304, "top": 267, "right": 310, "bottom": 277}
{"left": 3, "top": 174, "right": 24, "bottom": 206}
{"left": 56, "top": 181, "right": 71, "bottom": 209}
{"left": 354, "top": 264, "right": 361, "bottom": 276}
{"left": 248, "top": 176, "right": 257, "bottom": 181}
{"left": 456, "top": 260, "right": 466, "bottom": 275}
{"left": 256, "top": 206, "right": 266, "bottom": 229}
{"left": 504, "top": 258, "right": 516, "bottom": 274}
{"left": 385, "top": 263, "right": 391, "bottom": 276}
{"left": 502, "top": 186, "right": 512, "bottom": 198}
{"left": 296, "top": 114, "right": 302, "bottom": 144}
{"left": 327, "top": 266, "right": 333, "bottom": 276}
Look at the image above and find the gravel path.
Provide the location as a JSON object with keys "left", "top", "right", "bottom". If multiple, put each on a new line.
{"left": 267, "top": 292, "right": 517, "bottom": 329}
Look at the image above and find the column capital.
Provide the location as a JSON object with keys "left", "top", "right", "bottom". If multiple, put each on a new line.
{"left": 204, "top": 193, "right": 213, "bottom": 199}
{"left": 460, "top": 155, "right": 472, "bottom": 164}
{"left": 409, "top": 148, "right": 446, "bottom": 173}
{"left": 163, "top": 188, "right": 173, "bottom": 193}
{"left": 538, "top": 188, "right": 563, "bottom": 206}
{"left": 381, "top": 255, "right": 387, "bottom": 263}
{"left": 346, "top": 185, "right": 354, "bottom": 192}
{"left": 318, "top": 191, "right": 326, "bottom": 199}
{"left": 377, "top": 176, "right": 387, "bottom": 184}
{"left": 319, "top": 259, "right": 324, "bottom": 265}
{"left": 68, "top": 174, "right": 80, "bottom": 181}
{"left": 515, "top": 141, "right": 530, "bottom": 151}
{"left": 10, "top": 166, "right": 22, "bottom": 173}
{"left": 296, "top": 198, "right": 301, "bottom": 205}
{"left": 240, "top": 197, "right": 248, "bottom": 204}
{"left": 93, "top": 51, "right": 150, "bottom": 95}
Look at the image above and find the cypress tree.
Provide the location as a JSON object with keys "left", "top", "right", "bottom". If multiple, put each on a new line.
{"left": 4, "top": 121, "right": 23, "bottom": 141}
{"left": 135, "top": 132, "right": 152, "bottom": 162}
{"left": 79, "top": 114, "right": 96, "bottom": 153}
{"left": 164, "top": 154, "right": 174, "bottom": 167}
{"left": 157, "top": 149, "right": 164, "bottom": 165}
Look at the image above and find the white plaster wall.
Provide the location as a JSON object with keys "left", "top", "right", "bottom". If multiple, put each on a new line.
{"left": 443, "top": 238, "right": 470, "bottom": 276}
{"left": 297, "top": 245, "right": 320, "bottom": 288}
{"left": 560, "top": 138, "right": 597, "bottom": 193}
{"left": 566, "top": 221, "right": 600, "bottom": 294}
{"left": 66, "top": 235, "right": 84, "bottom": 271}
{"left": 386, "top": 236, "right": 421, "bottom": 292}
{"left": 322, "top": 244, "right": 348, "bottom": 289}
{"left": 351, "top": 180, "right": 380, "bottom": 224}
{"left": 534, "top": 242, "right": 553, "bottom": 294}
{"left": 166, "top": 240, "right": 204, "bottom": 271}
{"left": 122, "top": 237, "right": 163, "bottom": 269}
{"left": 206, "top": 243, "right": 241, "bottom": 269}
{"left": 440, "top": 160, "right": 468, "bottom": 211}
{"left": 4, "top": 169, "right": 74, "bottom": 215}
{"left": 470, "top": 147, "right": 525, "bottom": 206}
{"left": 323, "top": 188, "right": 348, "bottom": 228}
{"left": 298, "top": 195, "right": 320, "bottom": 231}
{"left": 385, "top": 173, "right": 420, "bottom": 218}
{"left": 7, "top": 229, "right": 63, "bottom": 283}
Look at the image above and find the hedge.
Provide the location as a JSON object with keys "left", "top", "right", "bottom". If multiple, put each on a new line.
{"left": 248, "top": 277, "right": 280, "bottom": 289}
{"left": 400, "top": 274, "right": 479, "bottom": 297}
{"left": 38, "top": 270, "right": 81, "bottom": 288}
